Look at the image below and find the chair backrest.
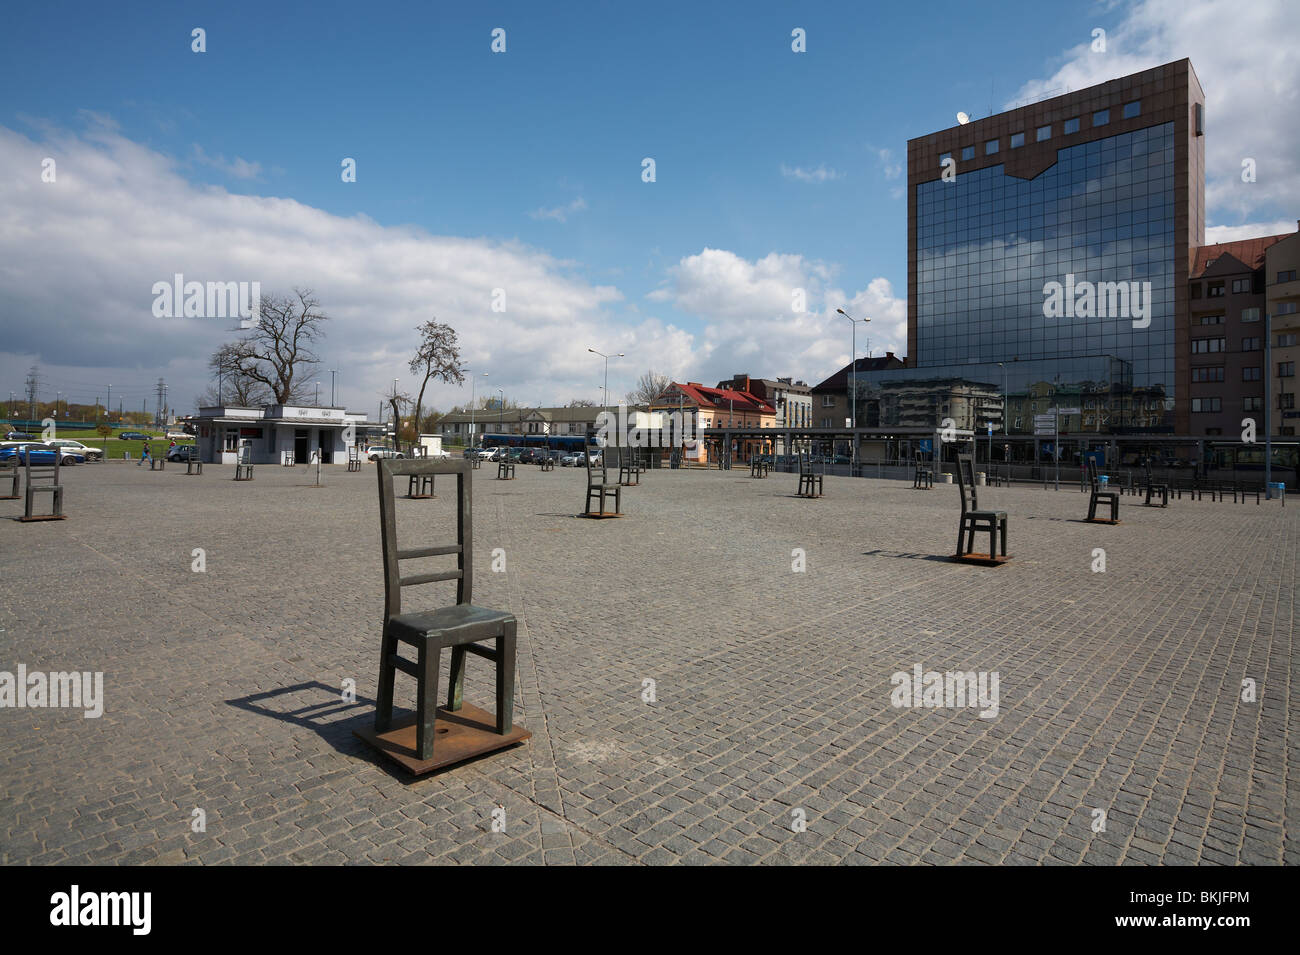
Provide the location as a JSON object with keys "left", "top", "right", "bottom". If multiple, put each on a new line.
{"left": 799, "top": 452, "right": 811, "bottom": 475}
{"left": 348, "top": 445, "right": 360, "bottom": 462}
{"left": 377, "top": 458, "right": 471, "bottom": 619}
{"left": 26, "top": 450, "right": 60, "bottom": 484}
{"left": 1086, "top": 459, "right": 1100, "bottom": 489}
{"left": 585, "top": 430, "right": 606, "bottom": 483}
{"left": 955, "top": 453, "right": 977, "bottom": 512}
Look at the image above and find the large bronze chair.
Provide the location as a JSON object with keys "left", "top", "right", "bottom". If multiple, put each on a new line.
{"left": 372, "top": 459, "right": 519, "bottom": 765}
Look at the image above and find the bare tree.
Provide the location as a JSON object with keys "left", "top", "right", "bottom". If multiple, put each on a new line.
{"left": 565, "top": 398, "right": 596, "bottom": 407}
{"left": 210, "top": 289, "right": 328, "bottom": 404}
{"left": 625, "top": 370, "right": 672, "bottom": 405}
{"left": 408, "top": 320, "right": 465, "bottom": 444}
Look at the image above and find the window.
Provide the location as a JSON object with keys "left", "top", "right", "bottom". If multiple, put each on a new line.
{"left": 1207, "top": 281, "right": 1225, "bottom": 297}
{"left": 1064, "top": 117, "right": 1080, "bottom": 134}
{"left": 1241, "top": 307, "right": 1261, "bottom": 323}
{"left": 1093, "top": 108, "right": 1110, "bottom": 126}
{"left": 1035, "top": 125, "right": 1051, "bottom": 142}
{"left": 1192, "top": 367, "right": 1224, "bottom": 382}
{"left": 1242, "top": 337, "right": 1261, "bottom": 351}
{"left": 1278, "top": 270, "right": 1297, "bottom": 283}
{"left": 1277, "top": 302, "right": 1298, "bottom": 315}
{"left": 1198, "top": 314, "right": 1223, "bottom": 325}
{"left": 1231, "top": 278, "right": 1250, "bottom": 293}
{"left": 1123, "top": 100, "right": 1141, "bottom": 119}
{"left": 1278, "top": 333, "right": 1298, "bottom": 347}
{"left": 1190, "top": 398, "right": 1221, "bottom": 413}
{"left": 1191, "top": 338, "right": 1225, "bottom": 353}
{"left": 821, "top": 394, "right": 835, "bottom": 407}
{"left": 1010, "top": 131, "right": 1024, "bottom": 148}
{"left": 1281, "top": 394, "right": 1296, "bottom": 410}
{"left": 1245, "top": 397, "right": 1263, "bottom": 412}
{"left": 820, "top": 417, "right": 833, "bottom": 428}
{"left": 985, "top": 139, "right": 999, "bottom": 155}
{"left": 961, "top": 145, "right": 975, "bottom": 161}
{"left": 1242, "top": 367, "right": 1261, "bottom": 381}
{"left": 1279, "top": 362, "right": 1296, "bottom": 378}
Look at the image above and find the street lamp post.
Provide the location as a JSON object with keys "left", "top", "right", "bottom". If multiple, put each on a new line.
{"left": 469, "top": 371, "right": 488, "bottom": 448}
{"left": 836, "top": 308, "right": 870, "bottom": 473}
{"left": 497, "top": 388, "right": 504, "bottom": 434}
{"left": 329, "top": 369, "right": 338, "bottom": 407}
{"left": 587, "top": 347, "right": 624, "bottom": 433}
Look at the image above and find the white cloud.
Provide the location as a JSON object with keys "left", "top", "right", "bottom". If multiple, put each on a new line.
{"left": 1205, "top": 220, "right": 1297, "bottom": 244}
{"left": 876, "top": 148, "right": 903, "bottom": 180}
{"left": 780, "top": 163, "right": 841, "bottom": 184}
{"left": 0, "top": 120, "right": 625, "bottom": 413}
{"left": 191, "top": 144, "right": 263, "bottom": 180}
{"left": 1005, "top": 0, "right": 1300, "bottom": 229}
{"left": 647, "top": 249, "right": 907, "bottom": 386}
{"left": 529, "top": 196, "right": 587, "bottom": 222}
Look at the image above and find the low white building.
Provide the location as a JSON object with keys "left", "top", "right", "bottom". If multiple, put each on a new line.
{"left": 193, "top": 404, "right": 367, "bottom": 465}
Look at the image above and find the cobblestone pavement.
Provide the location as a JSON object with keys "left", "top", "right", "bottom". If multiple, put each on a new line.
{"left": 0, "top": 460, "right": 1294, "bottom": 865}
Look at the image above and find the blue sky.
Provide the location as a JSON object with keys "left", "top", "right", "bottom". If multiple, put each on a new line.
{"left": 1, "top": 0, "right": 1296, "bottom": 414}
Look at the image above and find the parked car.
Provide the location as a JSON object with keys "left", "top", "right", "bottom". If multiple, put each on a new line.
{"left": 0, "top": 443, "right": 85, "bottom": 466}
{"left": 477, "top": 447, "right": 500, "bottom": 461}
{"left": 5, "top": 431, "right": 37, "bottom": 441}
{"left": 506, "top": 447, "right": 525, "bottom": 462}
{"left": 47, "top": 439, "right": 104, "bottom": 461}
{"left": 166, "top": 444, "right": 200, "bottom": 462}
{"left": 165, "top": 431, "right": 192, "bottom": 441}
{"left": 366, "top": 446, "right": 404, "bottom": 461}
{"left": 560, "top": 451, "right": 585, "bottom": 467}
{"left": 118, "top": 431, "right": 151, "bottom": 441}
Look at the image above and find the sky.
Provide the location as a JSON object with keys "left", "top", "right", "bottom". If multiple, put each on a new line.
{"left": 1, "top": 0, "right": 1297, "bottom": 419}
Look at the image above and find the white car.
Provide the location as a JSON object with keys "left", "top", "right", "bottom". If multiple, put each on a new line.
{"left": 366, "top": 446, "right": 404, "bottom": 461}
{"left": 46, "top": 439, "right": 105, "bottom": 462}
{"left": 477, "top": 447, "right": 500, "bottom": 461}
{"left": 560, "top": 452, "right": 586, "bottom": 467}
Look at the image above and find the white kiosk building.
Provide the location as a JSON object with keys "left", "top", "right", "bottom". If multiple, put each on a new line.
{"left": 194, "top": 404, "right": 367, "bottom": 465}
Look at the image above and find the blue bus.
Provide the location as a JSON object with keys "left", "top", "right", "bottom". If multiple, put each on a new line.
{"left": 480, "top": 433, "right": 587, "bottom": 455}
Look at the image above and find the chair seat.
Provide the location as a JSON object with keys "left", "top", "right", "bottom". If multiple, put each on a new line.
{"left": 389, "top": 604, "right": 515, "bottom": 645}
{"left": 967, "top": 509, "right": 1006, "bottom": 520}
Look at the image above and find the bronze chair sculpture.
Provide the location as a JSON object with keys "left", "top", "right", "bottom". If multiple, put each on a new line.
{"left": 1084, "top": 459, "right": 1120, "bottom": 524}
{"left": 357, "top": 458, "right": 528, "bottom": 773}
{"left": 953, "top": 453, "right": 1009, "bottom": 563}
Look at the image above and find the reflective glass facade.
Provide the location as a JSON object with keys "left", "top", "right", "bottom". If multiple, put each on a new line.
{"left": 910, "top": 123, "right": 1178, "bottom": 430}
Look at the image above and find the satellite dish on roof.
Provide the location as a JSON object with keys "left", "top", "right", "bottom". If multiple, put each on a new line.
{"left": 957, "top": 111, "right": 970, "bottom": 125}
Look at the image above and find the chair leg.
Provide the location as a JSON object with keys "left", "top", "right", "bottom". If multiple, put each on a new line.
{"left": 956, "top": 522, "right": 966, "bottom": 557}
{"left": 447, "top": 645, "right": 467, "bottom": 711}
{"left": 416, "top": 642, "right": 442, "bottom": 761}
{"left": 1000, "top": 519, "right": 1007, "bottom": 557}
{"left": 989, "top": 524, "right": 996, "bottom": 558}
{"left": 1088, "top": 496, "right": 1097, "bottom": 520}
{"left": 375, "top": 624, "right": 398, "bottom": 731}
{"left": 496, "top": 621, "right": 517, "bottom": 735}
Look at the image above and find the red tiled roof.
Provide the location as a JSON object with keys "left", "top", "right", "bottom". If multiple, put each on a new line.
{"left": 655, "top": 383, "right": 775, "bottom": 415}
{"left": 1192, "top": 234, "right": 1290, "bottom": 277}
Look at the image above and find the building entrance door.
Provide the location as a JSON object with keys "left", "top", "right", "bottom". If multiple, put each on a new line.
{"left": 294, "top": 429, "right": 308, "bottom": 464}
{"left": 317, "top": 429, "right": 331, "bottom": 464}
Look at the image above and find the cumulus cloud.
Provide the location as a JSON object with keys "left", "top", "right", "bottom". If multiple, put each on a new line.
{"left": 529, "top": 196, "right": 587, "bottom": 222}
{"left": 647, "top": 248, "right": 906, "bottom": 386}
{"left": 1206, "top": 220, "right": 1298, "bottom": 244}
{"left": 780, "top": 163, "right": 841, "bottom": 183}
{"left": 0, "top": 119, "right": 625, "bottom": 413}
{"left": 1005, "top": 0, "right": 1300, "bottom": 229}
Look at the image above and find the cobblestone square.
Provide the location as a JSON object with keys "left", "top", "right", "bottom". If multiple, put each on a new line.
{"left": 0, "top": 461, "right": 1294, "bottom": 864}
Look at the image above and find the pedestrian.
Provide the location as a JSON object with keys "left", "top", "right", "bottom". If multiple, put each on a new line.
{"left": 139, "top": 440, "right": 152, "bottom": 467}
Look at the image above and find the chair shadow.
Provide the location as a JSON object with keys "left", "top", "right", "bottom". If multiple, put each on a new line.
{"left": 226, "top": 680, "right": 524, "bottom": 783}
{"left": 226, "top": 680, "right": 399, "bottom": 777}
{"left": 861, "top": 548, "right": 952, "bottom": 562}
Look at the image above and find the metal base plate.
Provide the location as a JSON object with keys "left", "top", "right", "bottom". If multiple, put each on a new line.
{"left": 580, "top": 511, "right": 623, "bottom": 519}
{"left": 1085, "top": 518, "right": 1121, "bottom": 525}
{"left": 406, "top": 494, "right": 436, "bottom": 499}
{"left": 354, "top": 703, "right": 530, "bottom": 776}
{"left": 18, "top": 514, "right": 67, "bottom": 522}
{"left": 950, "top": 552, "right": 1013, "bottom": 565}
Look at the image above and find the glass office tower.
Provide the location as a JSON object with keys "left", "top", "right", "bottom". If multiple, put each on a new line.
{"left": 866, "top": 59, "right": 1205, "bottom": 436}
